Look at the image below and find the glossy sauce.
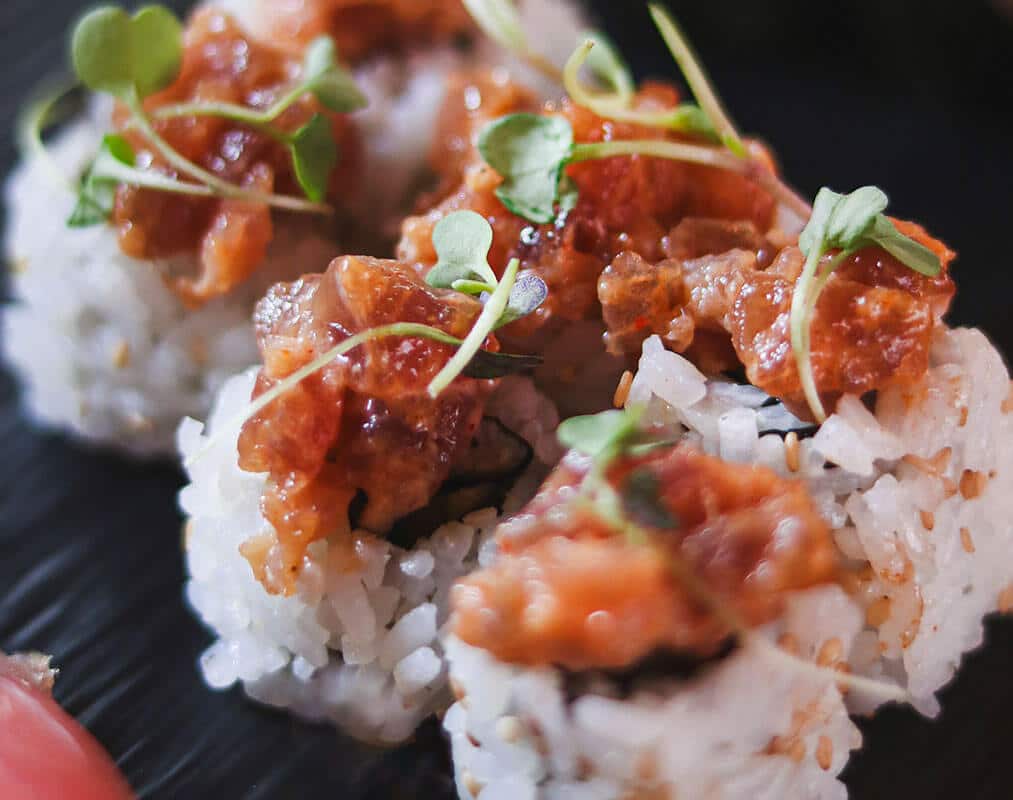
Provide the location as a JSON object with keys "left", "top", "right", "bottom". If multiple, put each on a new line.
{"left": 237, "top": 256, "right": 494, "bottom": 594}
{"left": 399, "top": 82, "right": 778, "bottom": 343}
{"left": 112, "top": 9, "right": 361, "bottom": 305}
{"left": 600, "top": 218, "right": 956, "bottom": 412}
{"left": 452, "top": 445, "right": 838, "bottom": 669}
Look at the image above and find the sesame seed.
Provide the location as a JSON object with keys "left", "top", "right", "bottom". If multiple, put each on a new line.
{"left": 613, "top": 370, "right": 634, "bottom": 408}
{"left": 960, "top": 527, "right": 976, "bottom": 554}
{"left": 919, "top": 510, "right": 935, "bottom": 532}
{"left": 112, "top": 340, "right": 131, "bottom": 369}
{"left": 866, "top": 597, "right": 892, "bottom": 627}
{"left": 959, "top": 407, "right": 969, "bottom": 427}
{"left": 998, "top": 584, "right": 1013, "bottom": 614}
{"left": 495, "top": 716, "right": 524, "bottom": 744}
{"left": 777, "top": 633, "right": 800, "bottom": 656}
{"left": 816, "top": 735, "right": 833, "bottom": 770}
{"left": 817, "top": 638, "right": 843, "bottom": 667}
{"left": 959, "top": 470, "right": 987, "bottom": 500}
{"left": 462, "top": 770, "right": 483, "bottom": 797}
{"left": 1003, "top": 383, "right": 1013, "bottom": 414}
{"left": 785, "top": 432, "right": 801, "bottom": 473}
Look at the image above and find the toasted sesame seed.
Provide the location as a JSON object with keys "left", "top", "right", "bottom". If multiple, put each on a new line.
{"left": 495, "top": 716, "right": 524, "bottom": 744}
{"left": 112, "top": 340, "right": 131, "bottom": 369}
{"left": 817, "top": 638, "right": 843, "bottom": 667}
{"left": 960, "top": 527, "right": 976, "bottom": 554}
{"left": 462, "top": 770, "right": 483, "bottom": 797}
{"left": 784, "top": 432, "right": 801, "bottom": 473}
{"left": 919, "top": 510, "right": 935, "bottom": 532}
{"left": 998, "top": 584, "right": 1013, "bottom": 614}
{"left": 1004, "top": 383, "right": 1013, "bottom": 414}
{"left": 959, "top": 407, "right": 969, "bottom": 427}
{"left": 866, "top": 597, "right": 892, "bottom": 627}
{"left": 816, "top": 735, "right": 833, "bottom": 770}
{"left": 777, "top": 633, "right": 800, "bottom": 656}
{"left": 614, "top": 370, "right": 634, "bottom": 408}
{"left": 789, "top": 739, "right": 806, "bottom": 763}
{"left": 959, "top": 470, "right": 987, "bottom": 500}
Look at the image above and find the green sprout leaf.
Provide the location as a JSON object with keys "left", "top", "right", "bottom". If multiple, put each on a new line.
{"left": 289, "top": 113, "right": 339, "bottom": 202}
{"left": 71, "top": 5, "right": 183, "bottom": 101}
{"left": 792, "top": 185, "right": 944, "bottom": 421}
{"left": 866, "top": 215, "right": 942, "bottom": 277}
{"left": 582, "top": 30, "right": 634, "bottom": 99}
{"left": 621, "top": 468, "right": 678, "bottom": 529}
{"left": 557, "top": 407, "right": 644, "bottom": 463}
{"left": 497, "top": 271, "right": 548, "bottom": 329}
{"left": 301, "top": 37, "right": 368, "bottom": 113}
{"left": 479, "top": 113, "right": 574, "bottom": 224}
{"left": 68, "top": 134, "right": 136, "bottom": 227}
{"left": 427, "top": 210, "right": 499, "bottom": 288}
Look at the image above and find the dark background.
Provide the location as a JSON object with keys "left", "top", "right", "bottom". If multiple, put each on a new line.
{"left": 1, "top": 0, "right": 1012, "bottom": 797}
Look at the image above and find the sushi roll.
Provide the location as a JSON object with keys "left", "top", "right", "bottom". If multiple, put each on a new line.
{"left": 2, "top": 0, "right": 587, "bottom": 456}
{"left": 421, "top": 9, "right": 1011, "bottom": 797}
{"left": 179, "top": 215, "right": 563, "bottom": 742}
{"left": 178, "top": 5, "right": 819, "bottom": 740}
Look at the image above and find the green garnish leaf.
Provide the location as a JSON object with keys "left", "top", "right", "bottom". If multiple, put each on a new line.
{"left": 557, "top": 407, "right": 643, "bottom": 463}
{"left": 497, "top": 271, "right": 548, "bottom": 329}
{"left": 462, "top": 350, "right": 543, "bottom": 379}
{"left": 866, "top": 215, "right": 942, "bottom": 277}
{"left": 462, "top": 0, "right": 526, "bottom": 53}
{"left": 71, "top": 5, "right": 183, "bottom": 101}
{"left": 68, "top": 134, "right": 136, "bottom": 227}
{"left": 621, "top": 468, "right": 678, "bottom": 529}
{"left": 301, "top": 36, "right": 368, "bottom": 113}
{"left": 792, "top": 185, "right": 944, "bottom": 421}
{"left": 289, "top": 113, "right": 339, "bottom": 202}
{"left": 479, "top": 113, "right": 575, "bottom": 224}
{"left": 427, "top": 210, "right": 499, "bottom": 288}
{"left": 582, "top": 30, "right": 634, "bottom": 99}
{"left": 798, "top": 186, "right": 940, "bottom": 276}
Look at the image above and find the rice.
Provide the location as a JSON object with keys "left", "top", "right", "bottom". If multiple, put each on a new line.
{"left": 442, "top": 325, "right": 1013, "bottom": 797}
{"left": 445, "top": 586, "right": 864, "bottom": 800}
{"left": 179, "top": 369, "right": 560, "bottom": 742}
{"left": 2, "top": 105, "right": 337, "bottom": 457}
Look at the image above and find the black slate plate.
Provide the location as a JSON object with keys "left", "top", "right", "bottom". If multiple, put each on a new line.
{"left": 1, "top": 1, "right": 1012, "bottom": 797}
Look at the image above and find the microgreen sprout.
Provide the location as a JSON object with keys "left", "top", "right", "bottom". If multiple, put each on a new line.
{"left": 791, "top": 186, "right": 943, "bottom": 421}
{"left": 185, "top": 212, "right": 547, "bottom": 467}
{"left": 557, "top": 406, "right": 909, "bottom": 705}
{"left": 562, "top": 40, "right": 717, "bottom": 141}
{"left": 646, "top": 3, "right": 745, "bottom": 157}
{"left": 480, "top": 6, "right": 816, "bottom": 225}
{"left": 461, "top": 0, "right": 564, "bottom": 83}
{"left": 67, "top": 5, "right": 365, "bottom": 226}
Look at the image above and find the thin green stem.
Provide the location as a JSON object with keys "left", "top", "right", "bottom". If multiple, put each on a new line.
{"left": 648, "top": 3, "right": 746, "bottom": 157}
{"left": 125, "top": 93, "right": 332, "bottom": 214}
{"left": 790, "top": 245, "right": 827, "bottom": 422}
{"left": 564, "top": 41, "right": 701, "bottom": 132}
{"left": 571, "top": 139, "right": 740, "bottom": 170}
{"left": 185, "top": 322, "right": 461, "bottom": 468}
{"left": 18, "top": 81, "right": 80, "bottom": 193}
{"left": 428, "top": 257, "right": 520, "bottom": 398}
{"left": 95, "top": 159, "right": 215, "bottom": 198}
